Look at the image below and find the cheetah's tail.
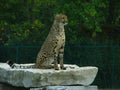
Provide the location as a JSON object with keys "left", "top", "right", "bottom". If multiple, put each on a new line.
{"left": 6, "top": 60, "right": 35, "bottom": 69}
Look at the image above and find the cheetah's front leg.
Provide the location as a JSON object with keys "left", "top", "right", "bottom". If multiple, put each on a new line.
{"left": 59, "top": 46, "right": 66, "bottom": 70}
{"left": 53, "top": 49, "right": 59, "bottom": 70}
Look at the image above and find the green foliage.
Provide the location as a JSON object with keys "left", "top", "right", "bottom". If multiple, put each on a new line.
{"left": 1, "top": 0, "right": 119, "bottom": 45}
{"left": 4, "top": 20, "right": 45, "bottom": 46}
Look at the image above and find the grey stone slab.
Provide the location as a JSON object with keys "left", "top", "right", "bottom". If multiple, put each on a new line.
{"left": 0, "top": 63, "right": 98, "bottom": 88}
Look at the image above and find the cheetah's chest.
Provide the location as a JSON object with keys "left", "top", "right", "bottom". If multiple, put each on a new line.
{"left": 56, "top": 32, "right": 65, "bottom": 48}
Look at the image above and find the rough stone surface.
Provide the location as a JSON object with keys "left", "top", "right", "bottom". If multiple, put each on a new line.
{"left": 30, "top": 86, "right": 98, "bottom": 90}
{"left": 0, "top": 63, "right": 98, "bottom": 88}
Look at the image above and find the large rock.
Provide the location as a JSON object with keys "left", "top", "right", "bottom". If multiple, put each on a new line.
{"left": 0, "top": 63, "right": 98, "bottom": 88}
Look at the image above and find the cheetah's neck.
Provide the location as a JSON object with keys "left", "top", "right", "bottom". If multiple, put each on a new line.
{"left": 52, "top": 22, "right": 65, "bottom": 33}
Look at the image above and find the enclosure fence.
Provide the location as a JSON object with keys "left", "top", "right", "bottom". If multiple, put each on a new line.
{"left": 0, "top": 45, "right": 120, "bottom": 89}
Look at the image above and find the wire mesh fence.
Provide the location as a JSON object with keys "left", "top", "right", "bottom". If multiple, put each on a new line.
{"left": 0, "top": 45, "right": 120, "bottom": 89}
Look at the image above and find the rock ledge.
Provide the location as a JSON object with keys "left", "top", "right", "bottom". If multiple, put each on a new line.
{"left": 0, "top": 63, "right": 98, "bottom": 88}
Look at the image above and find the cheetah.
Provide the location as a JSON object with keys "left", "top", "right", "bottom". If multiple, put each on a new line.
{"left": 7, "top": 14, "right": 68, "bottom": 70}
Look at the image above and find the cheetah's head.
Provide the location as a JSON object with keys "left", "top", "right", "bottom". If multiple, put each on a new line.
{"left": 54, "top": 14, "right": 68, "bottom": 26}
